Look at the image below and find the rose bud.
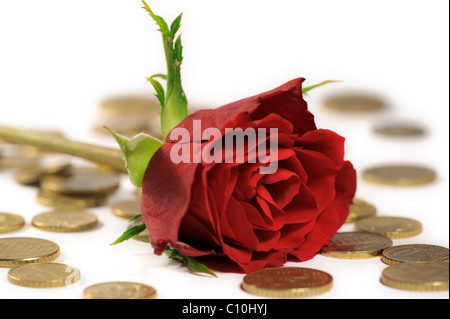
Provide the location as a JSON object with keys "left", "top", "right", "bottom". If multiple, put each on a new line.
{"left": 141, "top": 77, "right": 356, "bottom": 273}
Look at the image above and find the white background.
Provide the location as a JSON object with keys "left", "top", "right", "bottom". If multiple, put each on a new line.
{"left": 0, "top": 0, "right": 448, "bottom": 299}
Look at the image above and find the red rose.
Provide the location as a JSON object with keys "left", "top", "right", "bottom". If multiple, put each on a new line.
{"left": 141, "top": 78, "right": 356, "bottom": 273}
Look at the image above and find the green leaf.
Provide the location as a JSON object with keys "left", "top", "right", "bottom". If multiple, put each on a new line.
{"left": 302, "top": 80, "right": 341, "bottom": 94}
{"left": 164, "top": 246, "right": 217, "bottom": 277}
{"left": 110, "top": 222, "right": 146, "bottom": 245}
{"left": 106, "top": 127, "right": 163, "bottom": 187}
{"left": 142, "top": 1, "right": 170, "bottom": 36}
{"left": 147, "top": 76, "right": 166, "bottom": 107}
{"left": 174, "top": 34, "right": 183, "bottom": 64}
{"left": 170, "top": 13, "right": 183, "bottom": 38}
{"left": 129, "top": 214, "right": 142, "bottom": 222}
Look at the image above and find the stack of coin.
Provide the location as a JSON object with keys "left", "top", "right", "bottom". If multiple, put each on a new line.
{"left": 93, "top": 95, "right": 162, "bottom": 139}
{"left": 37, "top": 166, "right": 121, "bottom": 208}
{"left": 14, "top": 160, "right": 72, "bottom": 186}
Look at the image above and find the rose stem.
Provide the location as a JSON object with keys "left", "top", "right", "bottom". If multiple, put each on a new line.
{"left": 0, "top": 124, "right": 126, "bottom": 173}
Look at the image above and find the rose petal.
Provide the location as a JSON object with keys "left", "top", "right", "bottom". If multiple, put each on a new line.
{"left": 141, "top": 145, "right": 199, "bottom": 255}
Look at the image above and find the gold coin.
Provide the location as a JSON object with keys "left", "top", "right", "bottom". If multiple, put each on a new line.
{"left": 40, "top": 166, "right": 121, "bottom": 196}
{"left": 37, "top": 189, "right": 110, "bottom": 208}
{"left": 382, "top": 244, "right": 449, "bottom": 265}
{"left": 111, "top": 199, "right": 141, "bottom": 219}
{"left": 242, "top": 267, "right": 333, "bottom": 298}
{"left": 8, "top": 263, "right": 81, "bottom": 288}
{"left": 14, "top": 163, "right": 72, "bottom": 186}
{"left": 0, "top": 155, "right": 38, "bottom": 171}
{"left": 0, "top": 237, "right": 60, "bottom": 268}
{"left": 373, "top": 124, "right": 425, "bottom": 137}
{"left": 99, "top": 96, "right": 160, "bottom": 116}
{"left": 362, "top": 165, "right": 436, "bottom": 186}
{"left": 320, "top": 231, "right": 392, "bottom": 259}
{"left": 345, "top": 198, "right": 377, "bottom": 223}
{"left": 0, "top": 213, "right": 25, "bottom": 233}
{"left": 355, "top": 216, "right": 422, "bottom": 239}
{"left": 381, "top": 262, "right": 449, "bottom": 292}
{"left": 323, "top": 95, "right": 385, "bottom": 112}
{"left": 32, "top": 208, "right": 98, "bottom": 232}
{"left": 83, "top": 281, "right": 157, "bottom": 299}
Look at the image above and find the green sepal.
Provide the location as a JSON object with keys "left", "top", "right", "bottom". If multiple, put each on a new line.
{"left": 170, "top": 13, "right": 183, "bottom": 38}
{"left": 142, "top": 1, "right": 170, "bottom": 36}
{"left": 147, "top": 75, "right": 166, "bottom": 107}
{"left": 164, "top": 246, "right": 217, "bottom": 277}
{"left": 105, "top": 127, "right": 163, "bottom": 187}
{"left": 110, "top": 222, "right": 147, "bottom": 245}
{"left": 302, "top": 80, "right": 340, "bottom": 94}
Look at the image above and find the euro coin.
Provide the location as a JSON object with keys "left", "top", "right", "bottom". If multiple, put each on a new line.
{"left": 99, "top": 96, "right": 160, "bottom": 116}
{"left": 0, "top": 237, "right": 60, "bottom": 267}
{"left": 323, "top": 95, "right": 385, "bottom": 112}
{"left": 355, "top": 216, "right": 422, "bottom": 239}
{"left": 320, "top": 231, "right": 392, "bottom": 259}
{"left": 14, "top": 163, "right": 71, "bottom": 186}
{"left": 83, "top": 281, "right": 157, "bottom": 299}
{"left": 346, "top": 198, "right": 377, "bottom": 223}
{"left": 37, "top": 189, "right": 110, "bottom": 208}
{"left": 111, "top": 199, "right": 141, "bottom": 219}
{"left": 381, "top": 244, "right": 449, "bottom": 265}
{"left": 381, "top": 262, "right": 449, "bottom": 292}
{"left": 8, "top": 263, "right": 80, "bottom": 288}
{"left": 0, "top": 155, "right": 38, "bottom": 171}
{"left": 373, "top": 124, "right": 425, "bottom": 137}
{"left": 40, "top": 166, "right": 121, "bottom": 196}
{"left": 32, "top": 208, "right": 98, "bottom": 232}
{"left": 362, "top": 165, "right": 436, "bottom": 186}
{"left": 0, "top": 213, "right": 25, "bottom": 233}
{"left": 242, "top": 267, "right": 333, "bottom": 298}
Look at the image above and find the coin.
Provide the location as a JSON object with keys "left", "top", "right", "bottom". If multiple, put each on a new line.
{"left": 0, "top": 155, "right": 38, "bottom": 171}
{"left": 381, "top": 262, "right": 449, "bottom": 292}
{"left": 32, "top": 208, "right": 98, "bottom": 232}
{"left": 381, "top": 244, "right": 449, "bottom": 265}
{"left": 373, "top": 124, "right": 425, "bottom": 137}
{"left": 37, "top": 189, "right": 110, "bottom": 208}
{"left": 40, "top": 166, "right": 121, "bottom": 196}
{"left": 345, "top": 198, "right": 377, "bottom": 223}
{"left": 83, "top": 281, "right": 157, "bottom": 299}
{"left": 320, "top": 231, "right": 392, "bottom": 259}
{"left": 242, "top": 267, "right": 332, "bottom": 298}
{"left": 111, "top": 199, "right": 141, "bottom": 219}
{"left": 99, "top": 96, "right": 160, "bottom": 116}
{"left": 362, "top": 165, "right": 436, "bottom": 186}
{"left": 0, "top": 237, "right": 60, "bottom": 267}
{"left": 355, "top": 216, "right": 422, "bottom": 239}
{"left": 8, "top": 263, "right": 81, "bottom": 288}
{"left": 0, "top": 213, "right": 25, "bottom": 233}
{"left": 323, "top": 95, "right": 385, "bottom": 112}
{"left": 14, "top": 163, "right": 72, "bottom": 186}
